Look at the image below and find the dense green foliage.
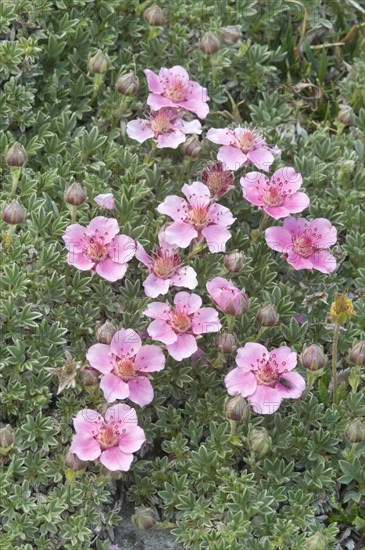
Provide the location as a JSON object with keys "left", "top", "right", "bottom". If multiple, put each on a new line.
{"left": 0, "top": 1, "right": 364, "bottom": 548}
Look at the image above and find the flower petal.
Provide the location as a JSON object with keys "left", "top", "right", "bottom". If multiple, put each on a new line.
{"left": 217, "top": 145, "right": 247, "bottom": 171}
{"left": 247, "top": 147, "right": 274, "bottom": 171}
{"left": 70, "top": 434, "right": 101, "bottom": 461}
{"left": 236, "top": 343, "right": 269, "bottom": 371}
{"left": 126, "top": 119, "right": 154, "bottom": 143}
{"left": 86, "top": 343, "right": 114, "bottom": 374}
{"left": 174, "top": 291, "right": 202, "bottom": 314}
{"left": 201, "top": 224, "right": 232, "bottom": 253}
{"left": 157, "top": 196, "right": 188, "bottom": 221}
{"left": 167, "top": 333, "right": 198, "bottom": 361}
{"left": 248, "top": 385, "right": 282, "bottom": 415}
{"left": 110, "top": 328, "right": 142, "bottom": 358}
{"left": 100, "top": 447, "right": 133, "bottom": 472}
{"left": 100, "top": 373, "right": 130, "bottom": 402}
{"left": 191, "top": 307, "right": 221, "bottom": 334}
{"left": 135, "top": 344, "right": 165, "bottom": 372}
{"left": 127, "top": 376, "right": 154, "bottom": 407}
{"left": 143, "top": 273, "right": 170, "bottom": 298}
{"left": 275, "top": 371, "right": 306, "bottom": 399}
{"left": 225, "top": 368, "right": 257, "bottom": 397}
{"left": 164, "top": 221, "right": 198, "bottom": 248}
{"left": 95, "top": 259, "right": 127, "bottom": 282}
{"left": 147, "top": 319, "right": 177, "bottom": 345}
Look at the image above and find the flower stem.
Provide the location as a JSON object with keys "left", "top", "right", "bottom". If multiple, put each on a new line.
{"left": 332, "top": 323, "right": 340, "bottom": 404}
{"left": 144, "top": 141, "right": 157, "bottom": 165}
{"left": 225, "top": 313, "right": 235, "bottom": 331}
{"left": 257, "top": 212, "right": 269, "bottom": 233}
{"left": 11, "top": 168, "right": 21, "bottom": 197}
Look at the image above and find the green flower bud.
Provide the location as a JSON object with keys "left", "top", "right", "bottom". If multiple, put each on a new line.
{"left": 225, "top": 396, "right": 249, "bottom": 421}
{"left": 256, "top": 304, "right": 279, "bottom": 327}
{"left": 299, "top": 344, "right": 327, "bottom": 371}
{"left": 132, "top": 506, "right": 159, "bottom": 530}
{"left": 348, "top": 341, "right": 365, "bottom": 367}
{"left": 181, "top": 136, "right": 202, "bottom": 158}
{"left": 2, "top": 200, "right": 27, "bottom": 225}
{"left": 199, "top": 31, "right": 221, "bottom": 55}
{"left": 306, "top": 533, "right": 327, "bottom": 550}
{"left": 219, "top": 26, "right": 242, "bottom": 45}
{"left": 215, "top": 332, "right": 237, "bottom": 354}
{"left": 143, "top": 4, "right": 165, "bottom": 26}
{"left": 96, "top": 320, "right": 117, "bottom": 344}
{"left": 344, "top": 419, "right": 365, "bottom": 443}
{"left": 0, "top": 425, "right": 15, "bottom": 455}
{"left": 115, "top": 72, "right": 139, "bottom": 96}
{"left": 223, "top": 250, "right": 244, "bottom": 273}
{"left": 248, "top": 428, "right": 271, "bottom": 455}
{"left": 64, "top": 182, "right": 87, "bottom": 206}
{"left": 89, "top": 50, "right": 109, "bottom": 74}
{"left": 337, "top": 104, "right": 355, "bottom": 126}
{"left": 6, "top": 142, "right": 27, "bottom": 167}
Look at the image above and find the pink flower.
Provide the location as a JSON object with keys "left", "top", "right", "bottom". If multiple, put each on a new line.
{"left": 206, "top": 277, "right": 249, "bottom": 316}
{"left": 126, "top": 108, "right": 201, "bottom": 149}
{"left": 144, "top": 66, "right": 209, "bottom": 119}
{"left": 240, "top": 167, "right": 310, "bottom": 219}
{"left": 144, "top": 291, "right": 221, "bottom": 361}
{"left": 95, "top": 193, "right": 115, "bottom": 210}
{"left": 265, "top": 217, "right": 337, "bottom": 273}
{"left": 63, "top": 216, "right": 136, "bottom": 282}
{"left": 136, "top": 230, "right": 198, "bottom": 298}
{"left": 206, "top": 126, "right": 280, "bottom": 171}
{"left": 157, "top": 181, "right": 235, "bottom": 253}
{"left": 87, "top": 328, "right": 165, "bottom": 407}
{"left": 70, "top": 403, "right": 146, "bottom": 471}
{"left": 201, "top": 161, "right": 234, "bottom": 198}
{"left": 225, "top": 343, "right": 306, "bottom": 414}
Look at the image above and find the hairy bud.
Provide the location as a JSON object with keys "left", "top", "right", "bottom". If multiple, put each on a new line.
{"left": 64, "top": 182, "right": 87, "bottom": 206}
{"left": 2, "top": 200, "right": 27, "bottom": 225}
{"left": 0, "top": 425, "right": 15, "bottom": 455}
{"left": 88, "top": 50, "right": 109, "bottom": 74}
{"left": 225, "top": 396, "right": 249, "bottom": 421}
{"left": 6, "top": 142, "right": 27, "bottom": 167}
{"left": 64, "top": 448, "right": 87, "bottom": 471}
{"left": 199, "top": 31, "right": 221, "bottom": 55}
{"left": 181, "top": 136, "right": 202, "bottom": 158}
{"left": 223, "top": 251, "right": 244, "bottom": 273}
{"left": 79, "top": 367, "right": 99, "bottom": 388}
{"left": 143, "top": 4, "right": 165, "bottom": 26}
{"left": 348, "top": 341, "right": 365, "bottom": 367}
{"left": 248, "top": 428, "right": 271, "bottom": 455}
{"left": 256, "top": 304, "right": 279, "bottom": 327}
{"left": 116, "top": 72, "right": 139, "bottom": 96}
{"left": 132, "top": 506, "right": 159, "bottom": 530}
{"left": 96, "top": 321, "right": 117, "bottom": 344}
{"left": 344, "top": 419, "right": 365, "bottom": 443}
{"left": 219, "top": 26, "right": 242, "bottom": 45}
{"left": 306, "top": 533, "right": 327, "bottom": 550}
{"left": 299, "top": 344, "right": 327, "bottom": 371}
{"left": 330, "top": 292, "right": 354, "bottom": 325}
{"left": 215, "top": 332, "right": 237, "bottom": 354}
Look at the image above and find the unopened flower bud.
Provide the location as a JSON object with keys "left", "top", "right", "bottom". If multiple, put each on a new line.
{"left": 306, "top": 533, "right": 327, "bottom": 550}
{"left": 256, "top": 304, "right": 279, "bottom": 327}
{"left": 225, "top": 396, "right": 249, "bottom": 421}
{"left": 225, "top": 291, "right": 249, "bottom": 316}
{"left": 63, "top": 448, "right": 87, "bottom": 471}
{"left": 0, "top": 425, "right": 15, "bottom": 455}
{"left": 248, "top": 428, "right": 271, "bottom": 455}
{"left": 337, "top": 104, "right": 355, "bottom": 126}
{"left": 89, "top": 50, "right": 109, "bottom": 74}
{"left": 200, "top": 32, "right": 221, "bottom": 55}
{"left": 181, "top": 136, "right": 202, "bottom": 158}
{"left": 201, "top": 161, "right": 234, "bottom": 198}
{"left": 143, "top": 4, "right": 165, "bottom": 26}
{"left": 64, "top": 182, "right": 87, "bottom": 206}
{"left": 299, "top": 344, "right": 327, "bottom": 371}
{"left": 215, "top": 332, "right": 237, "bottom": 354}
{"left": 2, "top": 200, "right": 27, "bottom": 225}
{"left": 132, "top": 506, "right": 159, "bottom": 530}
{"left": 344, "top": 419, "right": 365, "bottom": 443}
{"left": 79, "top": 367, "right": 99, "bottom": 388}
{"left": 96, "top": 321, "right": 117, "bottom": 344}
{"left": 115, "top": 72, "right": 139, "bottom": 96}
{"left": 224, "top": 251, "right": 244, "bottom": 273}
{"left": 348, "top": 341, "right": 365, "bottom": 367}
{"left": 219, "top": 26, "right": 242, "bottom": 45}
{"left": 6, "top": 142, "right": 27, "bottom": 167}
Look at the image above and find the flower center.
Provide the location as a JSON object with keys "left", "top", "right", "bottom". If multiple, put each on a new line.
{"left": 85, "top": 238, "right": 108, "bottom": 261}
{"left": 164, "top": 80, "right": 187, "bottom": 102}
{"left": 150, "top": 110, "right": 176, "bottom": 134}
{"left": 189, "top": 205, "right": 208, "bottom": 229}
{"left": 256, "top": 363, "right": 278, "bottom": 385}
{"left": 262, "top": 187, "right": 283, "bottom": 206}
{"left": 293, "top": 236, "right": 314, "bottom": 258}
{"left": 97, "top": 424, "right": 119, "bottom": 449}
{"left": 114, "top": 358, "right": 136, "bottom": 381}
{"left": 152, "top": 249, "right": 180, "bottom": 279}
{"left": 171, "top": 311, "right": 191, "bottom": 333}
{"left": 235, "top": 130, "right": 257, "bottom": 152}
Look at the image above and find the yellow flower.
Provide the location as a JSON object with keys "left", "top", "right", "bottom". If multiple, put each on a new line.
{"left": 330, "top": 292, "right": 354, "bottom": 325}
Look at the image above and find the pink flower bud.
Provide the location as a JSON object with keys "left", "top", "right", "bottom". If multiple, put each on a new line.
{"left": 207, "top": 277, "right": 249, "bottom": 316}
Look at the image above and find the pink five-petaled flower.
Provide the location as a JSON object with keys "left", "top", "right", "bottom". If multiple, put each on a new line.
{"left": 206, "top": 277, "right": 249, "bottom": 316}
{"left": 225, "top": 343, "right": 306, "bottom": 415}
{"left": 70, "top": 403, "right": 145, "bottom": 471}
{"left": 63, "top": 217, "right": 136, "bottom": 282}
{"left": 136, "top": 230, "right": 198, "bottom": 298}
{"left": 240, "top": 167, "right": 310, "bottom": 219}
{"left": 144, "top": 291, "right": 221, "bottom": 361}
{"left": 265, "top": 217, "right": 337, "bottom": 273}
{"left": 157, "top": 181, "right": 235, "bottom": 253}
{"left": 94, "top": 193, "right": 115, "bottom": 210}
{"left": 206, "top": 126, "right": 280, "bottom": 171}
{"left": 126, "top": 108, "right": 202, "bottom": 149}
{"left": 86, "top": 328, "right": 165, "bottom": 407}
{"left": 144, "top": 66, "right": 209, "bottom": 119}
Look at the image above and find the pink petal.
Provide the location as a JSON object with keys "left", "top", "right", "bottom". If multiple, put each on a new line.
{"left": 309, "top": 218, "right": 337, "bottom": 248}
{"left": 100, "top": 372, "right": 130, "bottom": 402}
{"left": 178, "top": 98, "right": 209, "bottom": 119}
{"left": 167, "top": 333, "right": 198, "bottom": 361}
{"left": 224, "top": 368, "right": 257, "bottom": 397}
{"left": 180, "top": 119, "right": 202, "bottom": 135}
{"left": 282, "top": 192, "right": 310, "bottom": 214}
{"left": 191, "top": 307, "right": 221, "bottom": 335}
{"left": 135, "top": 344, "right": 165, "bottom": 372}
{"left": 270, "top": 347, "right": 297, "bottom": 372}
{"left": 165, "top": 65, "right": 190, "bottom": 82}
{"left": 207, "top": 203, "right": 235, "bottom": 227}
{"left": 100, "top": 447, "right": 133, "bottom": 471}
{"left": 248, "top": 385, "right": 282, "bottom": 414}
{"left": 86, "top": 217, "right": 119, "bottom": 243}
{"left": 147, "top": 319, "right": 177, "bottom": 345}
{"left": 272, "top": 167, "right": 303, "bottom": 193}
{"left": 170, "top": 266, "right": 198, "bottom": 290}
{"left": 147, "top": 93, "right": 174, "bottom": 111}
{"left": 286, "top": 251, "right": 314, "bottom": 270}
{"left": 282, "top": 216, "right": 308, "bottom": 235}
{"left": 105, "top": 403, "right": 137, "bottom": 424}
{"left": 86, "top": 343, "right": 114, "bottom": 374}
{"left": 110, "top": 328, "right": 141, "bottom": 358}
{"left": 95, "top": 259, "right": 127, "bottom": 282}
{"left": 128, "top": 376, "right": 154, "bottom": 407}
{"left": 143, "top": 302, "right": 172, "bottom": 320}
{"left": 217, "top": 145, "right": 247, "bottom": 171}
{"left": 265, "top": 226, "right": 293, "bottom": 254}
{"left": 201, "top": 224, "right": 232, "bottom": 253}
{"left": 157, "top": 130, "right": 186, "bottom": 149}
{"left": 309, "top": 250, "right": 336, "bottom": 274}
{"left": 247, "top": 147, "right": 274, "bottom": 171}
{"left": 119, "top": 424, "right": 146, "bottom": 453}
{"left": 70, "top": 434, "right": 101, "bottom": 461}
{"left": 135, "top": 242, "right": 153, "bottom": 267}
{"left": 236, "top": 343, "right": 269, "bottom": 371}
{"left": 174, "top": 291, "right": 202, "bottom": 314}
{"left": 275, "top": 371, "right": 306, "bottom": 399}
{"left": 73, "top": 409, "right": 103, "bottom": 435}
{"left": 263, "top": 205, "right": 290, "bottom": 219}
{"left": 144, "top": 69, "right": 164, "bottom": 93}
{"left": 240, "top": 172, "right": 267, "bottom": 206}
{"left": 126, "top": 119, "right": 154, "bottom": 143}
{"left": 182, "top": 181, "right": 211, "bottom": 208}
{"left": 67, "top": 251, "right": 94, "bottom": 270}
{"left": 206, "top": 127, "right": 234, "bottom": 145}
{"left": 143, "top": 273, "right": 170, "bottom": 298}
{"left": 63, "top": 224, "right": 88, "bottom": 252}
{"left": 94, "top": 193, "right": 115, "bottom": 210}
{"left": 164, "top": 221, "right": 198, "bottom": 248}
{"left": 109, "top": 234, "right": 136, "bottom": 264}
{"left": 157, "top": 196, "right": 188, "bottom": 221}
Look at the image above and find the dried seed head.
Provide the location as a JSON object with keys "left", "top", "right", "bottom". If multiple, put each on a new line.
{"left": 330, "top": 292, "right": 354, "bottom": 325}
